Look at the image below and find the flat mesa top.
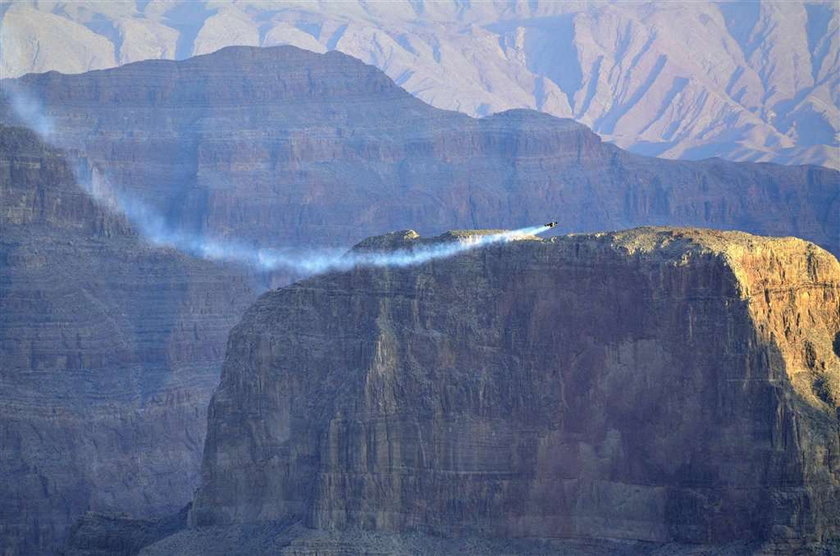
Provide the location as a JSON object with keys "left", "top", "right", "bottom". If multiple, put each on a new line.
{"left": 351, "top": 228, "right": 547, "bottom": 252}
{"left": 438, "top": 229, "right": 519, "bottom": 238}
{"left": 351, "top": 226, "right": 835, "bottom": 263}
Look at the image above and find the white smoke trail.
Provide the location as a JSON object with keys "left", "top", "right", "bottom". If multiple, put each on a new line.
{"left": 1, "top": 81, "right": 54, "bottom": 138}
{"left": 2, "top": 83, "right": 550, "bottom": 277}
{"left": 82, "top": 164, "right": 550, "bottom": 275}
{"left": 256, "top": 225, "right": 550, "bottom": 274}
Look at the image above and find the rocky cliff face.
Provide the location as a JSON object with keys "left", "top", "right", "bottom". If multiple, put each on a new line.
{"left": 190, "top": 227, "right": 839, "bottom": 551}
{"left": 1, "top": 46, "right": 837, "bottom": 257}
{"left": 0, "top": 125, "right": 255, "bottom": 554}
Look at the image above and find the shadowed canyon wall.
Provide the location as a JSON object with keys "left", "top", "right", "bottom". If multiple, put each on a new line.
{"left": 0, "top": 126, "right": 255, "bottom": 554}
{"left": 191, "top": 228, "right": 839, "bottom": 551}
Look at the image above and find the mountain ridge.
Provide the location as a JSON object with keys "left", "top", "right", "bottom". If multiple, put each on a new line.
{"left": 1, "top": 0, "right": 837, "bottom": 168}
{"left": 2, "top": 45, "right": 837, "bottom": 262}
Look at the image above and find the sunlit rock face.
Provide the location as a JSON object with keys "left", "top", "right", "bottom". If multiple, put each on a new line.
{"left": 1, "top": 1, "right": 837, "bottom": 167}
{"left": 191, "top": 227, "right": 839, "bottom": 551}
{"left": 0, "top": 126, "right": 255, "bottom": 554}
{"left": 1, "top": 46, "right": 837, "bottom": 258}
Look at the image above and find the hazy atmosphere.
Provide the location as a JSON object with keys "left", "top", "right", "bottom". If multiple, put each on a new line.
{"left": 0, "top": 1, "right": 838, "bottom": 555}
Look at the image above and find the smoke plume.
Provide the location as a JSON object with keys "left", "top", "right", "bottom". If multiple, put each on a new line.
{"left": 256, "top": 225, "right": 550, "bottom": 274}
{"left": 90, "top": 164, "right": 549, "bottom": 273}
{"left": 2, "top": 83, "right": 549, "bottom": 277}
{"left": 1, "top": 82, "right": 54, "bottom": 138}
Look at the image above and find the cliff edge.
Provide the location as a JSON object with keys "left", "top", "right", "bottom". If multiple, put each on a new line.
{"left": 184, "top": 227, "right": 839, "bottom": 552}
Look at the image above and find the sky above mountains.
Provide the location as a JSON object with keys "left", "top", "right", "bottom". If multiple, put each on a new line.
{"left": 1, "top": 0, "right": 838, "bottom": 168}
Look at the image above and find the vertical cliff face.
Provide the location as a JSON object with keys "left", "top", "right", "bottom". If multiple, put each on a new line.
{"left": 192, "top": 228, "right": 839, "bottom": 549}
{"left": 2, "top": 46, "right": 837, "bottom": 255}
{"left": 0, "top": 126, "right": 255, "bottom": 554}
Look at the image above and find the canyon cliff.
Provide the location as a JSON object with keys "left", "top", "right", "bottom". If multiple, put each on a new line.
{"left": 1, "top": 44, "right": 838, "bottom": 555}
{"left": 1, "top": 46, "right": 837, "bottom": 257}
{"left": 0, "top": 125, "right": 255, "bottom": 554}
{"left": 179, "top": 227, "right": 839, "bottom": 553}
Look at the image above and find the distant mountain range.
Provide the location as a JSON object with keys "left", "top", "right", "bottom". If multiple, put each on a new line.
{"left": 1, "top": 1, "right": 837, "bottom": 168}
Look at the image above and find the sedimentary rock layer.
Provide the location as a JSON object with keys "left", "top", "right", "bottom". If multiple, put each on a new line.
{"left": 0, "top": 126, "right": 254, "bottom": 554}
{"left": 2, "top": 46, "right": 837, "bottom": 256}
{"left": 192, "top": 227, "right": 839, "bottom": 550}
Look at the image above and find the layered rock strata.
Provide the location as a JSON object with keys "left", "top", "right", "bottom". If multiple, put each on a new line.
{"left": 1, "top": 46, "right": 837, "bottom": 255}
{"left": 191, "top": 227, "right": 839, "bottom": 551}
{"left": 0, "top": 125, "right": 254, "bottom": 554}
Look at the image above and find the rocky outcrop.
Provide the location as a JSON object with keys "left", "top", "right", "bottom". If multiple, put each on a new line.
{"left": 190, "top": 227, "right": 839, "bottom": 551}
{"left": 0, "top": 125, "right": 255, "bottom": 554}
{"left": 63, "top": 505, "right": 189, "bottom": 556}
{"left": 1, "top": 46, "right": 837, "bottom": 257}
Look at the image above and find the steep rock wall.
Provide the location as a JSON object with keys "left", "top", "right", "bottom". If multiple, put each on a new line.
{"left": 192, "top": 227, "right": 839, "bottom": 549}
{"left": 0, "top": 126, "right": 255, "bottom": 554}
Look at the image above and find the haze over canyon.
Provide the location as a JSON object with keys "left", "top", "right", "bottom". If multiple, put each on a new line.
{"left": 0, "top": 4, "right": 838, "bottom": 555}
